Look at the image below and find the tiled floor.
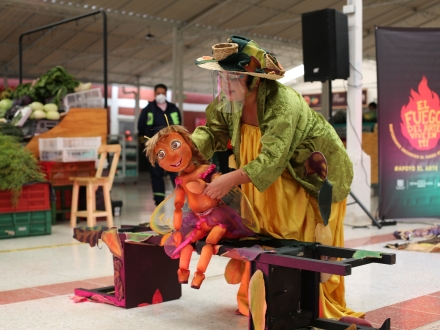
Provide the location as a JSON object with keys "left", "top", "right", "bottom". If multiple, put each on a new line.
{"left": 0, "top": 172, "right": 439, "bottom": 330}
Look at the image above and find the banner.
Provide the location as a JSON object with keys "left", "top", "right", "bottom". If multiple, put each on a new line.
{"left": 376, "top": 27, "right": 440, "bottom": 219}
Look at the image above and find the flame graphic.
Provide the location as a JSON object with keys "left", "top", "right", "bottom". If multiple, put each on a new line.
{"left": 400, "top": 76, "right": 440, "bottom": 150}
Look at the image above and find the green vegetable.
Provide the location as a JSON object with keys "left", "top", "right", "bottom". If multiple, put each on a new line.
{"left": 0, "top": 87, "right": 15, "bottom": 100}
{"left": 33, "top": 110, "right": 46, "bottom": 119}
{"left": 46, "top": 111, "right": 60, "bottom": 120}
{"left": 0, "top": 122, "right": 24, "bottom": 140}
{"left": 0, "top": 134, "right": 45, "bottom": 206}
{"left": 30, "top": 102, "right": 44, "bottom": 111}
{"left": 12, "top": 66, "right": 79, "bottom": 107}
{"left": 43, "top": 103, "right": 58, "bottom": 112}
{"left": 30, "top": 66, "right": 79, "bottom": 107}
{"left": 0, "top": 99, "right": 13, "bottom": 111}
{"left": 11, "top": 83, "right": 32, "bottom": 100}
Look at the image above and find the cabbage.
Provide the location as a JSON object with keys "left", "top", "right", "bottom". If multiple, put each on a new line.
{"left": 43, "top": 103, "right": 58, "bottom": 112}
{"left": 46, "top": 111, "right": 60, "bottom": 120}
{"left": 0, "top": 99, "right": 13, "bottom": 111}
{"left": 30, "top": 102, "right": 44, "bottom": 111}
{"left": 33, "top": 110, "right": 46, "bottom": 119}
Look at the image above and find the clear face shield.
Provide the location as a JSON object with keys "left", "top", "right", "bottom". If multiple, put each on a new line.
{"left": 211, "top": 71, "right": 249, "bottom": 114}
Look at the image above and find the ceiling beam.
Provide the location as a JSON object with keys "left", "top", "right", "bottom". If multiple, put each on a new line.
{"left": 181, "top": 0, "right": 234, "bottom": 31}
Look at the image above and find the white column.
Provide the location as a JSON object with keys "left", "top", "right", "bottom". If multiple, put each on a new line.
{"left": 321, "top": 81, "right": 330, "bottom": 121}
{"left": 110, "top": 84, "right": 119, "bottom": 135}
{"left": 343, "top": 0, "right": 372, "bottom": 220}
{"left": 172, "top": 27, "right": 178, "bottom": 104}
{"left": 177, "top": 30, "right": 184, "bottom": 121}
{"left": 134, "top": 77, "right": 140, "bottom": 134}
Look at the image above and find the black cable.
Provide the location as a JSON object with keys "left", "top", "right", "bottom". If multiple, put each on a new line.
{"left": 343, "top": 65, "right": 371, "bottom": 189}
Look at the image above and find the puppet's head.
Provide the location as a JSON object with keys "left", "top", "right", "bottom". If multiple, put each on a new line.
{"left": 145, "top": 125, "right": 209, "bottom": 172}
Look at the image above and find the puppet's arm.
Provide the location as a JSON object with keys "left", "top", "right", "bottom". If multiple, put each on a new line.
{"left": 174, "top": 186, "right": 185, "bottom": 231}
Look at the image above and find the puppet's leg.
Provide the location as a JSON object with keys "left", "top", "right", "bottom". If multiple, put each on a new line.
{"left": 177, "top": 244, "right": 193, "bottom": 284}
{"left": 191, "top": 225, "right": 227, "bottom": 289}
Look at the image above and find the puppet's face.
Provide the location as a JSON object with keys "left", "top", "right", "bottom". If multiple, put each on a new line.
{"left": 155, "top": 132, "right": 192, "bottom": 172}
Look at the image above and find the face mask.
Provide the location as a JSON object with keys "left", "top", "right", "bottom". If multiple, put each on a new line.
{"left": 156, "top": 94, "right": 166, "bottom": 104}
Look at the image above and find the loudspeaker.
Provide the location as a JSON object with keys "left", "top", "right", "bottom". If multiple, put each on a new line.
{"left": 302, "top": 8, "right": 349, "bottom": 82}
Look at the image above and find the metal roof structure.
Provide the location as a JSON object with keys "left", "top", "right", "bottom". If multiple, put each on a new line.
{"left": 1, "top": 0, "right": 440, "bottom": 93}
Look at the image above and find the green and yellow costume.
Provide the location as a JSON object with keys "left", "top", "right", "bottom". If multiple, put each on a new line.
{"left": 192, "top": 79, "right": 364, "bottom": 320}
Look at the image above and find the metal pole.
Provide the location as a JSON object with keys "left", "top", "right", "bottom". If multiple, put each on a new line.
{"left": 19, "top": 36, "right": 23, "bottom": 85}
{"left": 349, "top": 191, "right": 382, "bottom": 228}
{"left": 18, "top": 10, "right": 106, "bottom": 96}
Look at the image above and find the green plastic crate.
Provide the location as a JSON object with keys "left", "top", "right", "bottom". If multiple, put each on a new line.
{"left": 0, "top": 225, "right": 15, "bottom": 239}
{"left": 0, "top": 210, "right": 52, "bottom": 239}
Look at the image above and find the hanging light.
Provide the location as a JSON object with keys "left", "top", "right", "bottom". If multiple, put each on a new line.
{"left": 144, "top": 26, "right": 155, "bottom": 40}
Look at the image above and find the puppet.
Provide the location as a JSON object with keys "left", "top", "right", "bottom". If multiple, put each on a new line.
{"left": 145, "top": 124, "right": 256, "bottom": 289}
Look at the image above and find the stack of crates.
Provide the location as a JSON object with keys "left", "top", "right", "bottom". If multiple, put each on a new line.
{"left": 63, "top": 88, "right": 103, "bottom": 112}
{"left": 39, "top": 137, "right": 101, "bottom": 162}
{"left": 0, "top": 183, "right": 52, "bottom": 239}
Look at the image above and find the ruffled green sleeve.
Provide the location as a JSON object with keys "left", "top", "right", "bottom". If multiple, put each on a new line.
{"left": 242, "top": 82, "right": 309, "bottom": 192}
{"left": 191, "top": 102, "right": 231, "bottom": 160}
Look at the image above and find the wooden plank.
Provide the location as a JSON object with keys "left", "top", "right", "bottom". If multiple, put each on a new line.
{"left": 25, "top": 108, "right": 108, "bottom": 159}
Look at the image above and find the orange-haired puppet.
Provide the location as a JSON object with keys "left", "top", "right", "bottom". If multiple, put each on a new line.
{"left": 145, "top": 125, "right": 255, "bottom": 289}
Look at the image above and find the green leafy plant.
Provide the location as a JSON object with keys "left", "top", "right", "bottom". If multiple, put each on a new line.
{"left": 11, "top": 83, "right": 32, "bottom": 100}
{"left": 11, "top": 66, "right": 80, "bottom": 107}
{"left": 0, "top": 134, "right": 46, "bottom": 206}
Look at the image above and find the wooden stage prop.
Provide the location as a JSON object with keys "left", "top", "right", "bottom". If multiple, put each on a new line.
{"left": 73, "top": 226, "right": 395, "bottom": 330}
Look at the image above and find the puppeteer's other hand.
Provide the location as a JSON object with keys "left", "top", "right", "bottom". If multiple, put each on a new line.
{"left": 203, "top": 174, "right": 233, "bottom": 200}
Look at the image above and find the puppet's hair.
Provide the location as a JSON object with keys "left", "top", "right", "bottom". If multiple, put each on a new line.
{"left": 145, "top": 125, "right": 210, "bottom": 166}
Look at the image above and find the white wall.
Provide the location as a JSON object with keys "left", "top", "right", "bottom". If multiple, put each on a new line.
{"left": 286, "top": 59, "right": 378, "bottom": 104}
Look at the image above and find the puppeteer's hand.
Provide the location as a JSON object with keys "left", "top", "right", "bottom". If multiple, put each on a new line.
{"left": 202, "top": 174, "right": 234, "bottom": 200}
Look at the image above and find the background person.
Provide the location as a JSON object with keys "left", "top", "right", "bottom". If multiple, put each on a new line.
{"left": 137, "top": 83, "right": 182, "bottom": 206}
{"left": 363, "top": 101, "right": 377, "bottom": 122}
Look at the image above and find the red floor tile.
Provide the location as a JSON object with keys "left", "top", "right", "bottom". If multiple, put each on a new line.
{"left": 366, "top": 306, "right": 440, "bottom": 330}
{"left": 369, "top": 324, "right": 399, "bottom": 330}
{"left": 0, "top": 277, "right": 115, "bottom": 305}
{"left": 427, "top": 291, "right": 440, "bottom": 298}
{"left": 35, "top": 281, "right": 102, "bottom": 295}
{"left": 392, "top": 295, "right": 440, "bottom": 315}
{"left": 0, "top": 288, "right": 54, "bottom": 305}
{"left": 83, "top": 276, "right": 114, "bottom": 286}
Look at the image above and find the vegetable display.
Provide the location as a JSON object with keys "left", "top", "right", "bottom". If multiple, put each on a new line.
{"left": 0, "top": 134, "right": 45, "bottom": 206}
{"left": 11, "top": 66, "right": 80, "bottom": 107}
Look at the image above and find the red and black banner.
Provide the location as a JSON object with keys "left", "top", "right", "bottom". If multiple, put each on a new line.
{"left": 376, "top": 27, "right": 440, "bottom": 219}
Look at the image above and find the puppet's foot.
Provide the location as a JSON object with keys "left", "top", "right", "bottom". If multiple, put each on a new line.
{"left": 191, "top": 271, "right": 205, "bottom": 289}
{"left": 177, "top": 269, "right": 190, "bottom": 284}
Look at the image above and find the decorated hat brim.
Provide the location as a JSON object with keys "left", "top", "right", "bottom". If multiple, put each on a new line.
{"left": 195, "top": 57, "right": 283, "bottom": 80}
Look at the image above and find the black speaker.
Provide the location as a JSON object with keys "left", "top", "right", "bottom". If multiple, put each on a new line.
{"left": 302, "top": 8, "right": 349, "bottom": 82}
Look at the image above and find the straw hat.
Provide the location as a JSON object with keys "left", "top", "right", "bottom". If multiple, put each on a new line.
{"left": 195, "top": 35, "right": 285, "bottom": 80}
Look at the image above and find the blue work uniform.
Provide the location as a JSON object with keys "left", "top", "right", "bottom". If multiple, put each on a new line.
{"left": 138, "top": 100, "right": 182, "bottom": 205}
